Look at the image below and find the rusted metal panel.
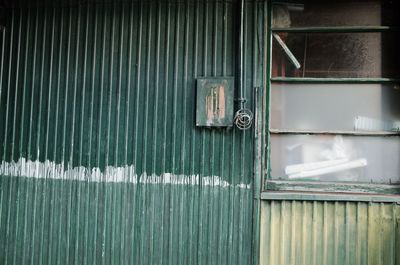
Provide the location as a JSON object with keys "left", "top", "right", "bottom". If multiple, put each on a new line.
{"left": 260, "top": 200, "right": 400, "bottom": 265}
{"left": 0, "top": 1, "right": 265, "bottom": 264}
{"left": 196, "top": 77, "right": 234, "bottom": 127}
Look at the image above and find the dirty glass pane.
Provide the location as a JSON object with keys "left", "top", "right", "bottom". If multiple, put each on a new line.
{"left": 270, "top": 134, "right": 400, "bottom": 184}
{"left": 272, "top": 0, "right": 400, "bottom": 28}
{"left": 271, "top": 32, "right": 400, "bottom": 78}
{"left": 270, "top": 83, "right": 400, "bottom": 132}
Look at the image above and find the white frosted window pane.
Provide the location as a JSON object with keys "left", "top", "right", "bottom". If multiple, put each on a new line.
{"left": 270, "top": 134, "right": 400, "bottom": 184}
{"left": 270, "top": 83, "right": 400, "bottom": 131}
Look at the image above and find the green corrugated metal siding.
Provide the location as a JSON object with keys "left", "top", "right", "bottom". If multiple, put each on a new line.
{"left": 260, "top": 200, "right": 400, "bottom": 265}
{"left": 0, "top": 1, "right": 264, "bottom": 264}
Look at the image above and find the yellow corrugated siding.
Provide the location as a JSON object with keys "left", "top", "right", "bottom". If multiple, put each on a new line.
{"left": 260, "top": 200, "right": 400, "bottom": 265}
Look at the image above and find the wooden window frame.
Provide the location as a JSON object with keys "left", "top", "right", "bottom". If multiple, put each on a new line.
{"left": 265, "top": 0, "right": 400, "bottom": 195}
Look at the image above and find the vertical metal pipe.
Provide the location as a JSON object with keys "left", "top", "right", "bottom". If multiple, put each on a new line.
{"left": 238, "top": 0, "right": 245, "bottom": 109}
{"left": 234, "top": 0, "right": 253, "bottom": 130}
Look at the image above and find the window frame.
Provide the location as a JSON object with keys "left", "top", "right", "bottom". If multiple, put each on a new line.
{"left": 264, "top": 0, "right": 400, "bottom": 195}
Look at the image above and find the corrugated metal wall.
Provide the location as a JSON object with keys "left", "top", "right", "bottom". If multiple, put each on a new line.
{"left": 260, "top": 200, "right": 400, "bottom": 265}
{"left": 0, "top": 1, "right": 264, "bottom": 264}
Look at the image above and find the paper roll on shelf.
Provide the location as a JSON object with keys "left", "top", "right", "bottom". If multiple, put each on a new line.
{"left": 285, "top": 158, "right": 349, "bottom": 175}
{"left": 288, "top": 158, "right": 368, "bottom": 179}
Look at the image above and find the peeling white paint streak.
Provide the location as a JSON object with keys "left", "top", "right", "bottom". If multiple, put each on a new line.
{"left": 0, "top": 158, "right": 251, "bottom": 189}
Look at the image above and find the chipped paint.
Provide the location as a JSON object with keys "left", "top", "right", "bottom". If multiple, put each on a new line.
{"left": 196, "top": 78, "right": 234, "bottom": 127}
{"left": 0, "top": 2, "right": 260, "bottom": 264}
{"left": 206, "top": 85, "right": 226, "bottom": 123}
{"left": 0, "top": 158, "right": 251, "bottom": 189}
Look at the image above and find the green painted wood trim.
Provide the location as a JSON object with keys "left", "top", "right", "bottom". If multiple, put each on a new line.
{"left": 271, "top": 77, "right": 400, "bottom": 83}
{"left": 264, "top": 0, "right": 273, "bottom": 192}
{"left": 264, "top": 0, "right": 400, "bottom": 203}
{"left": 261, "top": 191, "right": 400, "bottom": 203}
{"left": 269, "top": 129, "right": 400, "bottom": 136}
{"left": 266, "top": 180, "right": 400, "bottom": 195}
{"left": 271, "top": 26, "right": 400, "bottom": 33}
{"left": 251, "top": 1, "right": 267, "bottom": 263}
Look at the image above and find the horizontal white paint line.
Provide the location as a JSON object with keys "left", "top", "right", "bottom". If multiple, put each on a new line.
{"left": 0, "top": 158, "right": 250, "bottom": 189}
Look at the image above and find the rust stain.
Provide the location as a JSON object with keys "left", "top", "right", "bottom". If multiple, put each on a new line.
{"left": 206, "top": 85, "right": 226, "bottom": 123}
